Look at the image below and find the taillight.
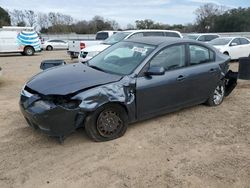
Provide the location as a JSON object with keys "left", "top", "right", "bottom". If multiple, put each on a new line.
{"left": 80, "top": 42, "right": 85, "bottom": 50}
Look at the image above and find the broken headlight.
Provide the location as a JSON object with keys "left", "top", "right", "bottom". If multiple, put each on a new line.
{"left": 33, "top": 100, "right": 52, "bottom": 110}
{"left": 54, "top": 99, "right": 81, "bottom": 110}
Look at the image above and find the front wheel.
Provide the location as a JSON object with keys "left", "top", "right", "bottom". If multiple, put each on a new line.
{"left": 85, "top": 104, "right": 128, "bottom": 142}
{"left": 206, "top": 83, "right": 225, "bottom": 106}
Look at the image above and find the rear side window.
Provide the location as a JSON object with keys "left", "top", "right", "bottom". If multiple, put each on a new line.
{"left": 197, "top": 35, "right": 205, "bottom": 41}
{"left": 239, "top": 38, "right": 250, "bottom": 45}
{"left": 164, "top": 32, "right": 181, "bottom": 38}
{"left": 189, "top": 45, "right": 215, "bottom": 65}
{"left": 204, "top": 35, "right": 219, "bottom": 41}
{"left": 143, "top": 32, "right": 164, "bottom": 36}
{"left": 96, "top": 32, "right": 109, "bottom": 40}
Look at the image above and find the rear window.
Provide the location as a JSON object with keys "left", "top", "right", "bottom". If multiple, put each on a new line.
{"left": 239, "top": 38, "right": 250, "bottom": 45}
{"left": 96, "top": 32, "right": 109, "bottom": 40}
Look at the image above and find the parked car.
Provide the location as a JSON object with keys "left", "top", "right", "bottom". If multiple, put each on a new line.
{"left": 187, "top": 33, "right": 220, "bottom": 42}
{"left": 42, "top": 40, "right": 68, "bottom": 51}
{"left": 20, "top": 37, "right": 237, "bottom": 142}
{"left": 67, "top": 30, "right": 117, "bottom": 59}
{"left": 78, "top": 30, "right": 183, "bottom": 62}
{"left": 0, "top": 26, "right": 41, "bottom": 56}
{"left": 209, "top": 37, "right": 250, "bottom": 59}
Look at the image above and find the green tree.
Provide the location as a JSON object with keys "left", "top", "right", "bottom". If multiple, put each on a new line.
{"left": 0, "top": 7, "right": 11, "bottom": 27}
{"left": 195, "top": 3, "right": 227, "bottom": 32}
{"left": 135, "top": 19, "right": 155, "bottom": 29}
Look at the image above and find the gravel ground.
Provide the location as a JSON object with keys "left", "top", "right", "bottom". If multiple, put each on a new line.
{"left": 0, "top": 51, "right": 249, "bottom": 188}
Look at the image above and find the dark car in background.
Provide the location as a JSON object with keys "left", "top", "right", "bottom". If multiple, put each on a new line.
{"left": 19, "top": 37, "right": 236, "bottom": 142}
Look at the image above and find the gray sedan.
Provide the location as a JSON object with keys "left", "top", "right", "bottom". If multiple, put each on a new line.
{"left": 20, "top": 37, "right": 236, "bottom": 142}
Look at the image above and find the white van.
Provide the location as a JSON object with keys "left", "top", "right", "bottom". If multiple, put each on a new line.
{"left": 0, "top": 26, "right": 41, "bottom": 56}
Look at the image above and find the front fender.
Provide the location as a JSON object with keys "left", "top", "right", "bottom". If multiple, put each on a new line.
{"left": 72, "top": 77, "right": 136, "bottom": 122}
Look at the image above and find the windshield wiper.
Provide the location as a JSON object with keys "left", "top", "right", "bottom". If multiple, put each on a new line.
{"left": 88, "top": 65, "right": 106, "bottom": 72}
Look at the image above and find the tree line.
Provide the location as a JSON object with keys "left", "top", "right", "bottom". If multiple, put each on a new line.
{"left": 1, "top": 4, "right": 250, "bottom": 34}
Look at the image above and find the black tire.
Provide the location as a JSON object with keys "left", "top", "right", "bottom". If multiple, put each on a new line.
{"left": 206, "top": 82, "right": 225, "bottom": 106}
{"left": 24, "top": 46, "right": 34, "bottom": 56}
{"left": 46, "top": 45, "right": 53, "bottom": 51}
{"left": 85, "top": 104, "right": 128, "bottom": 142}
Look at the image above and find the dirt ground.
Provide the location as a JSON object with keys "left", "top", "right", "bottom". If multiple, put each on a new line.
{"left": 0, "top": 51, "right": 249, "bottom": 188}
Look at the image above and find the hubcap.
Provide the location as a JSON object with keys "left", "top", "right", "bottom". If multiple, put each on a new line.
{"left": 27, "top": 49, "right": 33, "bottom": 55}
{"left": 97, "top": 110, "right": 123, "bottom": 138}
{"left": 213, "top": 85, "right": 224, "bottom": 105}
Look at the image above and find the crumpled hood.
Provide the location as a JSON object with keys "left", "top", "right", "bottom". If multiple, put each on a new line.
{"left": 26, "top": 63, "right": 122, "bottom": 95}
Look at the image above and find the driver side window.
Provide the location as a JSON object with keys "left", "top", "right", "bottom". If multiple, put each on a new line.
{"left": 150, "top": 45, "right": 186, "bottom": 71}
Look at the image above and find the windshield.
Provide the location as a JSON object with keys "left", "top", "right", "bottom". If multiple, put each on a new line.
{"left": 102, "top": 32, "right": 132, "bottom": 45}
{"left": 209, "top": 38, "right": 232, "bottom": 45}
{"left": 187, "top": 34, "right": 200, "bottom": 40}
{"left": 88, "top": 41, "right": 156, "bottom": 75}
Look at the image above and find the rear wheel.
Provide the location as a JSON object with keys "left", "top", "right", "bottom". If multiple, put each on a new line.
{"left": 24, "top": 46, "right": 34, "bottom": 56}
{"left": 206, "top": 82, "right": 225, "bottom": 106}
{"left": 85, "top": 104, "right": 128, "bottom": 142}
{"left": 46, "top": 45, "right": 53, "bottom": 51}
{"left": 223, "top": 52, "right": 229, "bottom": 56}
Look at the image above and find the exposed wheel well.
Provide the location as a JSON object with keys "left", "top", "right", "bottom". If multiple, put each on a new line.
{"left": 100, "top": 102, "right": 128, "bottom": 115}
{"left": 223, "top": 51, "right": 229, "bottom": 56}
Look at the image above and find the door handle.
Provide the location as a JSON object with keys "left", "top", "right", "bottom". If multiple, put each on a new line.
{"left": 209, "top": 68, "right": 216, "bottom": 73}
{"left": 177, "top": 75, "right": 185, "bottom": 81}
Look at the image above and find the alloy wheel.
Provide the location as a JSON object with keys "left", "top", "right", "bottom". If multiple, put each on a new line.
{"left": 213, "top": 85, "right": 225, "bottom": 105}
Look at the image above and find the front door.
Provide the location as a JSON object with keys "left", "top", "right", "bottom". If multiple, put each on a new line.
{"left": 136, "top": 44, "right": 190, "bottom": 119}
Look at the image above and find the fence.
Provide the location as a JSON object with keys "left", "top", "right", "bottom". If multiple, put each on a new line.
{"left": 41, "top": 32, "right": 250, "bottom": 41}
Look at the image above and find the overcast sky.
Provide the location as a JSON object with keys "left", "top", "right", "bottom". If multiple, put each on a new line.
{"left": 1, "top": 0, "right": 250, "bottom": 27}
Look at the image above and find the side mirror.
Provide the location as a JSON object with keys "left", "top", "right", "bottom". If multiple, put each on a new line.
{"left": 230, "top": 42, "right": 238, "bottom": 46}
{"left": 145, "top": 66, "right": 165, "bottom": 76}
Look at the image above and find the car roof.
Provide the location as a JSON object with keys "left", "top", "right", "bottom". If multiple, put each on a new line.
{"left": 125, "top": 36, "right": 193, "bottom": 46}
{"left": 188, "top": 33, "right": 220, "bottom": 36}
{"left": 218, "top": 36, "right": 248, "bottom": 39}
{"left": 124, "top": 29, "right": 181, "bottom": 34}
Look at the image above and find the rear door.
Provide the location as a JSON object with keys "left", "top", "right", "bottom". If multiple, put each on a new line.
{"left": 0, "top": 31, "right": 18, "bottom": 52}
{"left": 186, "top": 44, "right": 221, "bottom": 101}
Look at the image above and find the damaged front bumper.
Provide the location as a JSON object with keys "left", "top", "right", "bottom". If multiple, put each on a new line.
{"left": 19, "top": 87, "right": 85, "bottom": 137}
